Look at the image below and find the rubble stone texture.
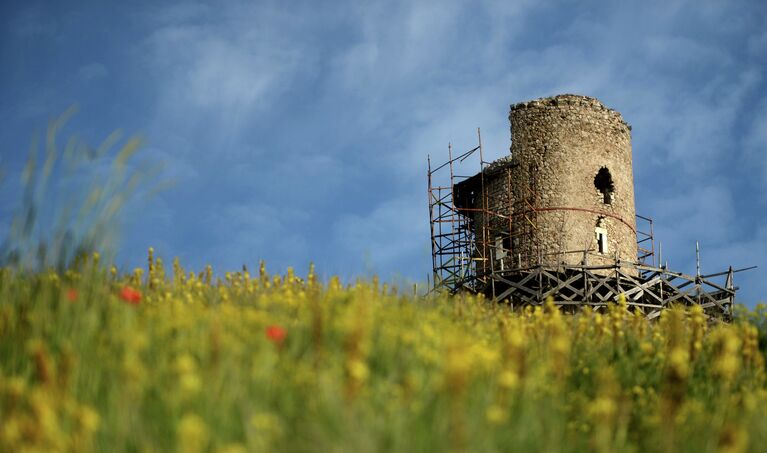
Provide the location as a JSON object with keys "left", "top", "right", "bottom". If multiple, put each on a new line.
{"left": 475, "top": 94, "right": 637, "bottom": 275}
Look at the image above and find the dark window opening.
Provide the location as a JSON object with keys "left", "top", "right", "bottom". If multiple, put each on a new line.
{"left": 495, "top": 235, "right": 512, "bottom": 253}
{"left": 597, "top": 231, "right": 607, "bottom": 253}
{"left": 594, "top": 167, "right": 615, "bottom": 204}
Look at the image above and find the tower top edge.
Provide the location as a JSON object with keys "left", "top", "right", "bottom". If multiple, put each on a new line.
{"left": 509, "top": 94, "right": 631, "bottom": 130}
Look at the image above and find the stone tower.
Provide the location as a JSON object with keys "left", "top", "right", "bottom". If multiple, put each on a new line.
{"left": 508, "top": 94, "right": 637, "bottom": 270}
{"left": 431, "top": 94, "right": 737, "bottom": 317}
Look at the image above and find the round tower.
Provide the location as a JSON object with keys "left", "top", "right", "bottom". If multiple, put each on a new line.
{"left": 509, "top": 94, "right": 637, "bottom": 271}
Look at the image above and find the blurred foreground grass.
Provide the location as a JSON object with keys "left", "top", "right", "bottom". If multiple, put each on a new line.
{"left": 1, "top": 253, "right": 767, "bottom": 452}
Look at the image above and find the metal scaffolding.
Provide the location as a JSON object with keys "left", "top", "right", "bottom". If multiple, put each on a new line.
{"left": 427, "top": 131, "right": 742, "bottom": 320}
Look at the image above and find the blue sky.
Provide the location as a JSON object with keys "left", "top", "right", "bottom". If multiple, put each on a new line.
{"left": 1, "top": 0, "right": 766, "bottom": 304}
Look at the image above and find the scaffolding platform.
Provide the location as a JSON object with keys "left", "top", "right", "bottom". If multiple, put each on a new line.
{"left": 428, "top": 130, "right": 739, "bottom": 320}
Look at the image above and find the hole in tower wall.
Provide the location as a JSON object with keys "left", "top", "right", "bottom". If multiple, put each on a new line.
{"left": 594, "top": 167, "right": 614, "bottom": 204}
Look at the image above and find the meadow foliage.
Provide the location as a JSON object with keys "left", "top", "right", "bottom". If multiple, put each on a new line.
{"left": 1, "top": 252, "right": 766, "bottom": 452}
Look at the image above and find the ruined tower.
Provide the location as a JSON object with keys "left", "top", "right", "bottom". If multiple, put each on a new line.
{"left": 509, "top": 94, "right": 637, "bottom": 270}
{"left": 429, "top": 93, "right": 737, "bottom": 318}
{"left": 452, "top": 94, "right": 637, "bottom": 275}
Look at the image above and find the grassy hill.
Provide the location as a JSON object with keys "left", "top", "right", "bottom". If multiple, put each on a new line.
{"left": 1, "top": 252, "right": 766, "bottom": 452}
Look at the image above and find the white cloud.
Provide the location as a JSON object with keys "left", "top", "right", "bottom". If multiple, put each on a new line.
{"left": 140, "top": 6, "right": 308, "bottom": 154}
{"left": 333, "top": 1, "right": 464, "bottom": 93}
{"left": 312, "top": 0, "right": 763, "bottom": 284}
{"left": 149, "top": 29, "right": 292, "bottom": 110}
{"left": 112, "top": 0, "right": 767, "bottom": 297}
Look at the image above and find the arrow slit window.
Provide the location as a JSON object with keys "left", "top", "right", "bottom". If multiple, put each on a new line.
{"left": 595, "top": 218, "right": 608, "bottom": 254}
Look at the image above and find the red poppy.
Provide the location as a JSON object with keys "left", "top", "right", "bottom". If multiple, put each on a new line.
{"left": 119, "top": 286, "right": 142, "bottom": 305}
{"left": 66, "top": 288, "right": 78, "bottom": 302}
{"left": 265, "top": 325, "right": 287, "bottom": 345}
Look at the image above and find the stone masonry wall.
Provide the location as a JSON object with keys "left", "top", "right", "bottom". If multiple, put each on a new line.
{"left": 470, "top": 157, "right": 514, "bottom": 275}
{"left": 504, "top": 94, "right": 637, "bottom": 273}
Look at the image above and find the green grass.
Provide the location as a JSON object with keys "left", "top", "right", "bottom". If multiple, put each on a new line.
{"left": 1, "top": 257, "right": 766, "bottom": 452}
